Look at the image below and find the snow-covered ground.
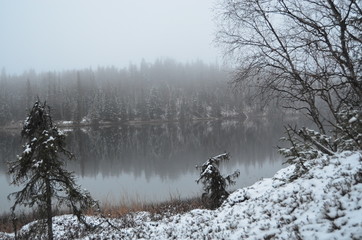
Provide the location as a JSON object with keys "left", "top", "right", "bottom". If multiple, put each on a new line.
{"left": 1, "top": 151, "right": 361, "bottom": 239}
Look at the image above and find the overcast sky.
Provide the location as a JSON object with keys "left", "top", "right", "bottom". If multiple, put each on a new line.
{"left": 0, "top": 0, "right": 220, "bottom": 74}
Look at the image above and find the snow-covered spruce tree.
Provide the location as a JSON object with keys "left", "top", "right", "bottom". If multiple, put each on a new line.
{"left": 8, "top": 101, "right": 98, "bottom": 240}
{"left": 334, "top": 108, "right": 362, "bottom": 151}
{"left": 196, "top": 153, "right": 240, "bottom": 209}
{"left": 279, "top": 106, "right": 362, "bottom": 181}
{"left": 278, "top": 126, "right": 332, "bottom": 181}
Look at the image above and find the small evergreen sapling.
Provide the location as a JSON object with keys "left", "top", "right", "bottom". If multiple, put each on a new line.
{"left": 196, "top": 153, "right": 240, "bottom": 209}
{"left": 8, "top": 101, "right": 98, "bottom": 240}
{"left": 279, "top": 106, "right": 361, "bottom": 181}
{"left": 334, "top": 108, "right": 362, "bottom": 151}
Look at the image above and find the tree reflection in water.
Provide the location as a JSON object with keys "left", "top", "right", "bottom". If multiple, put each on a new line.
{"left": 0, "top": 118, "right": 288, "bottom": 212}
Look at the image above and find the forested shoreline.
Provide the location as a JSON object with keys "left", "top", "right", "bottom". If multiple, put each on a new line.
{"left": 0, "top": 59, "right": 274, "bottom": 127}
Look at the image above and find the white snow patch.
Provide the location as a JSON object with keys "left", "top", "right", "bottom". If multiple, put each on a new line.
{"left": 349, "top": 116, "right": 357, "bottom": 124}
{"left": 32, "top": 159, "right": 43, "bottom": 168}
{"left": 43, "top": 136, "right": 55, "bottom": 145}
{"left": 23, "top": 144, "right": 31, "bottom": 154}
{"left": 59, "top": 128, "right": 73, "bottom": 134}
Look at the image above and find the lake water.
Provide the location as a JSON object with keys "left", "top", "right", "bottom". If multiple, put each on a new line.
{"left": 0, "top": 117, "right": 289, "bottom": 214}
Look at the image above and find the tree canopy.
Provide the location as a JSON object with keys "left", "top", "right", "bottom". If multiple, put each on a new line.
{"left": 217, "top": 0, "right": 362, "bottom": 153}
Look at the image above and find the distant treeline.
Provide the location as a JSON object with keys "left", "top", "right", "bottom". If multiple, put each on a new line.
{"left": 0, "top": 59, "right": 271, "bottom": 126}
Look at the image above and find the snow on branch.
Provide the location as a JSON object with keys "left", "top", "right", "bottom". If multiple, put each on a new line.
{"left": 196, "top": 153, "right": 239, "bottom": 209}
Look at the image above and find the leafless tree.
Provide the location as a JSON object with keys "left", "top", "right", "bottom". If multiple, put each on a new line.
{"left": 216, "top": 0, "right": 362, "bottom": 151}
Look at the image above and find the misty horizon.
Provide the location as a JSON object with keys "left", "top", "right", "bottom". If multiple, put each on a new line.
{"left": 0, "top": 0, "right": 220, "bottom": 74}
{"left": 0, "top": 57, "right": 222, "bottom": 76}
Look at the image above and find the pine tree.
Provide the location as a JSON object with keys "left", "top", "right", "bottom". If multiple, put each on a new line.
{"left": 279, "top": 106, "right": 362, "bottom": 182}
{"left": 127, "top": 103, "right": 135, "bottom": 121}
{"left": 148, "top": 87, "right": 164, "bottom": 120}
{"left": 101, "top": 95, "right": 120, "bottom": 122}
{"left": 166, "top": 98, "right": 177, "bottom": 121}
{"left": 8, "top": 101, "right": 98, "bottom": 240}
{"left": 210, "top": 99, "right": 222, "bottom": 118}
{"left": 136, "top": 94, "right": 149, "bottom": 121}
{"left": 119, "top": 98, "right": 128, "bottom": 123}
{"left": 179, "top": 98, "right": 189, "bottom": 122}
{"left": 0, "top": 96, "right": 12, "bottom": 126}
{"left": 196, "top": 153, "right": 239, "bottom": 209}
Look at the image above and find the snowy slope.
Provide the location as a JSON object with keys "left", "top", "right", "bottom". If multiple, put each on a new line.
{"left": 1, "top": 151, "right": 361, "bottom": 239}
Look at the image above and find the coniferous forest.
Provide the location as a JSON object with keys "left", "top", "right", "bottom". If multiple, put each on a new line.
{"left": 0, "top": 59, "right": 268, "bottom": 127}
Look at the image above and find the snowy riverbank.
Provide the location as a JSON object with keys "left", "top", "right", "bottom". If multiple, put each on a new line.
{"left": 1, "top": 151, "right": 361, "bottom": 239}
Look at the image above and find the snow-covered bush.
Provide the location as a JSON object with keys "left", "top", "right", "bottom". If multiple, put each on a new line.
{"left": 279, "top": 106, "right": 362, "bottom": 181}
{"left": 196, "top": 153, "right": 240, "bottom": 209}
{"left": 279, "top": 126, "right": 328, "bottom": 181}
{"left": 334, "top": 108, "right": 362, "bottom": 151}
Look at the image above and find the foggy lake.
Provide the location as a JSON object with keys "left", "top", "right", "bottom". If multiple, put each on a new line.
{"left": 0, "top": 118, "right": 288, "bottom": 214}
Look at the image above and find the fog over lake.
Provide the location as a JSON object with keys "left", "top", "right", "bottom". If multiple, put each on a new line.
{"left": 0, "top": 0, "right": 218, "bottom": 74}
{"left": 0, "top": 117, "right": 289, "bottom": 213}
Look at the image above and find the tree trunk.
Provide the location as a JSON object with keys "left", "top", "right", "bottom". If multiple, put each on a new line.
{"left": 45, "top": 178, "right": 53, "bottom": 240}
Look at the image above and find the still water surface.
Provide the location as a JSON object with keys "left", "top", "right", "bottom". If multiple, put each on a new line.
{"left": 0, "top": 118, "right": 288, "bottom": 214}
